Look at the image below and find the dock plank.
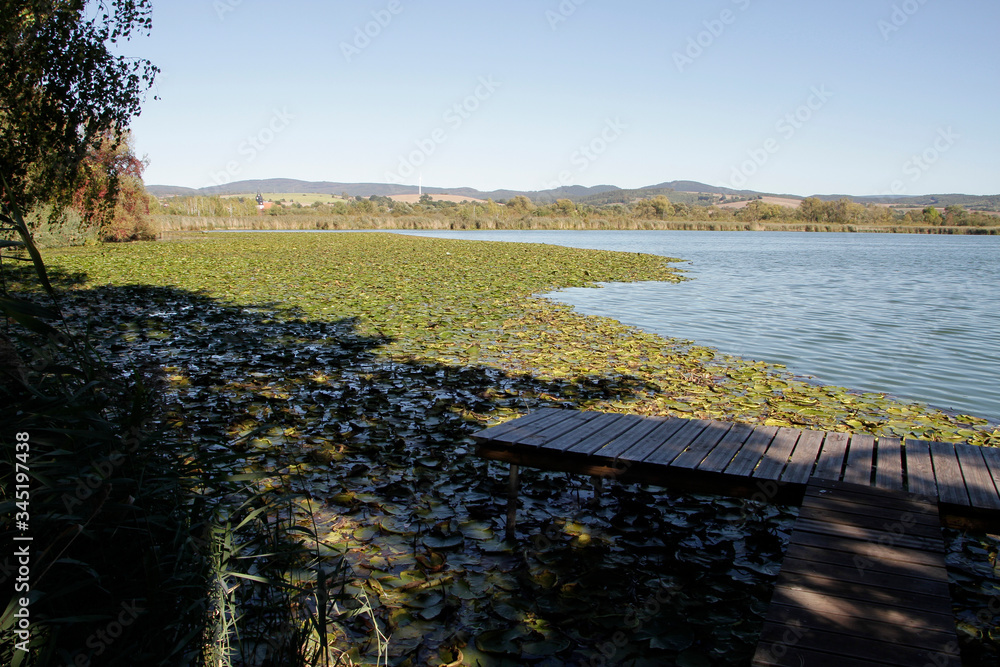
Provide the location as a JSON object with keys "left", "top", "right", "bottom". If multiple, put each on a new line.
{"left": 519, "top": 411, "right": 607, "bottom": 448}
{"left": 724, "top": 425, "right": 778, "bottom": 477}
{"left": 471, "top": 408, "right": 563, "bottom": 443}
{"left": 698, "top": 421, "right": 755, "bottom": 472}
{"left": 538, "top": 412, "right": 624, "bottom": 453}
{"left": 779, "top": 555, "right": 950, "bottom": 597}
{"left": 812, "top": 431, "right": 849, "bottom": 482}
{"left": 797, "top": 503, "right": 943, "bottom": 540}
{"left": 641, "top": 419, "right": 709, "bottom": 466}
{"left": 874, "top": 437, "right": 904, "bottom": 491}
{"left": 614, "top": 417, "right": 689, "bottom": 463}
{"left": 781, "top": 429, "right": 825, "bottom": 484}
{"left": 590, "top": 416, "right": 668, "bottom": 460}
{"left": 561, "top": 414, "right": 644, "bottom": 456}
{"left": 904, "top": 439, "right": 937, "bottom": 499}
{"left": 670, "top": 420, "right": 734, "bottom": 469}
{"left": 928, "top": 441, "right": 970, "bottom": 506}
{"left": 954, "top": 444, "right": 1000, "bottom": 510}
{"left": 979, "top": 446, "right": 1000, "bottom": 505}
{"left": 842, "top": 433, "right": 875, "bottom": 486}
{"left": 753, "top": 427, "right": 801, "bottom": 480}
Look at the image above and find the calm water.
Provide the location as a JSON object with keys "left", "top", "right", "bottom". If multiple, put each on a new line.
{"left": 391, "top": 230, "right": 1000, "bottom": 423}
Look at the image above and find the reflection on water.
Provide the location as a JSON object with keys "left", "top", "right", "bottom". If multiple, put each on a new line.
{"left": 391, "top": 230, "right": 1000, "bottom": 423}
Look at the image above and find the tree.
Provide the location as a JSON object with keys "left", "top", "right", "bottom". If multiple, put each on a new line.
{"left": 554, "top": 198, "right": 577, "bottom": 216}
{"left": 1, "top": 1, "right": 158, "bottom": 212}
{"left": 0, "top": 0, "right": 157, "bottom": 342}
{"left": 798, "top": 197, "right": 826, "bottom": 222}
{"left": 505, "top": 195, "right": 535, "bottom": 213}
{"left": 736, "top": 199, "right": 786, "bottom": 222}
{"left": 630, "top": 196, "right": 672, "bottom": 219}
{"left": 944, "top": 205, "right": 968, "bottom": 226}
{"left": 72, "top": 130, "right": 154, "bottom": 240}
{"left": 922, "top": 206, "right": 942, "bottom": 225}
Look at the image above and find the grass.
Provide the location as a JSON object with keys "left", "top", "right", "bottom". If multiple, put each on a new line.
{"left": 4, "top": 231, "right": 999, "bottom": 665}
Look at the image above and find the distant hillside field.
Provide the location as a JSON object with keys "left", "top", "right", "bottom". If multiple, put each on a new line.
{"left": 718, "top": 197, "right": 803, "bottom": 210}
{"left": 389, "top": 194, "right": 487, "bottom": 204}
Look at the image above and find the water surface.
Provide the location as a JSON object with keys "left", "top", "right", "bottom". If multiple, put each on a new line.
{"left": 390, "top": 230, "right": 1000, "bottom": 422}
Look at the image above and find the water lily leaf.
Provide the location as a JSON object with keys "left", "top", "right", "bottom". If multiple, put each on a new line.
{"left": 522, "top": 636, "right": 571, "bottom": 655}
{"left": 423, "top": 534, "right": 464, "bottom": 549}
{"left": 352, "top": 525, "right": 378, "bottom": 542}
{"left": 650, "top": 629, "right": 695, "bottom": 651}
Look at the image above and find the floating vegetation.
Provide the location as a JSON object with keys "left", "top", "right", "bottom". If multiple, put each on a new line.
{"left": 26, "top": 232, "right": 999, "bottom": 664}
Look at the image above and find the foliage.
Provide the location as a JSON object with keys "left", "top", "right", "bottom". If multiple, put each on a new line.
{"left": 0, "top": 0, "right": 158, "bottom": 213}
{"left": 20, "top": 204, "right": 96, "bottom": 248}
{"left": 71, "top": 131, "right": 155, "bottom": 241}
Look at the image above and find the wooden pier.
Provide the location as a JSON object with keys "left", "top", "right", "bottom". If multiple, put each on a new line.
{"left": 472, "top": 408, "right": 1000, "bottom": 665}
{"left": 753, "top": 478, "right": 959, "bottom": 666}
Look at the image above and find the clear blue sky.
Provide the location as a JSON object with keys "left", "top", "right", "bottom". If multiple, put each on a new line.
{"left": 123, "top": 0, "right": 1000, "bottom": 196}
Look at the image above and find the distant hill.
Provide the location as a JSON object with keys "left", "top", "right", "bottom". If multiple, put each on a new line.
{"left": 145, "top": 178, "right": 999, "bottom": 211}
{"left": 146, "top": 178, "right": 622, "bottom": 203}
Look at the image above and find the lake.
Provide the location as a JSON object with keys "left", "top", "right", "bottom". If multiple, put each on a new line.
{"left": 389, "top": 230, "right": 1000, "bottom": 423}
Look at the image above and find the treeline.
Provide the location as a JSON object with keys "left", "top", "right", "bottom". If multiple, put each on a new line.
{"left": 157, "top": 193, "right": 1000, "bottom": 229}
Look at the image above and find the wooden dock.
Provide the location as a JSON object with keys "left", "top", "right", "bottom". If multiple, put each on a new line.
{"left": 472, "top": 408, "right": 1000, "bottom": 666}
{"left": 753, "top": 478, "right": 959, "bottom": 666}
{"left": 472, "top": 408, "right": 1000, "bottom": 529}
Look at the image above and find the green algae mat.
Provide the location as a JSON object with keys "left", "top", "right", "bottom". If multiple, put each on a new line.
{"left": 38, "top": 232, "right": 1000, "bottom": 665}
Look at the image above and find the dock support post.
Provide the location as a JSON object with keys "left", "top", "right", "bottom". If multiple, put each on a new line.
{"left": 506, "top": 464, "right": 519, "bottom": 541}
{"left": 590, "top": 475, "right": 603, "bottom": 507}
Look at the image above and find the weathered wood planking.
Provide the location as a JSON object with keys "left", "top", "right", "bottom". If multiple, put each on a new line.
{"left": 472, "top": 410, "right": 1000, "bottom": 665}
{"left": 753, "top": 478, "right": 960, "bottom": 667}
{"left": 473, "top": 410, "right": 1000, "bottom": 528}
